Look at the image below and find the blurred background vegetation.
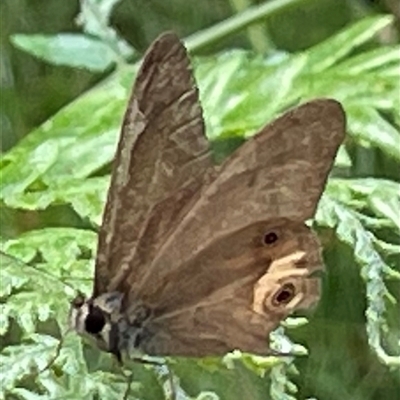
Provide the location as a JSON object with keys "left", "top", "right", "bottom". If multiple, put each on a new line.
{"left": 1, "top": 0, "right": 399, "bottom": 152}
{"left": 0, "top": 1, "right": 399, "bottom": 400}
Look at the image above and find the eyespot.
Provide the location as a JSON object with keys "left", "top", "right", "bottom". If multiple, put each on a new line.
{"left": 263, "top": 231, "right": 278, "bottom": 245}
{"left": 273, "top": 283, "right": 296, "bottom": 306}
{"left": 85, "top": 306, "right": 106, "bottom": 334}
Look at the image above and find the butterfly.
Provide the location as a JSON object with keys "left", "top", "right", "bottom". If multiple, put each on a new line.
{"left": 70, "top": 32, "right": 346, "bottom": 361}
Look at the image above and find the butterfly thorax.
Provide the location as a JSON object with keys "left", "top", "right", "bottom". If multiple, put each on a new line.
{"left": 69, "top": 292, "right": 151, "bottom": 360}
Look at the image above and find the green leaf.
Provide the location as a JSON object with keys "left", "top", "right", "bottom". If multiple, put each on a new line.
{"left": 1, "top": 228, "right": 96, "bottom": 332}
{"left": 11, "top": 33, "right": 119, "bottom": 71}
{"left": 302, "top": 15, "right": 394, "bottom": 72}
{"left": 316, "top": 193, "right": 400, "bottom": 368}
{"left": 0, "top": 69, "right": 132, "bottom": 218}
{"left": 338, "top": 45, "right": 400, "bottom": 74}
{"left": 77, "top": 0, "right": 134, "bottom": 62}
{"left": 346, "top": 106, "right": 400, "bottom": 161}
{"left": 3, "top": 17, "right": 399, "bottom": 219}
{"left": 197, "top": 52, "right": 304, "bottom": 139}
{"left": 329, "top": 178, "right": 400, "bottom": 229}
{"left": 79, "top": 0, "right": 122, "bottom": 34}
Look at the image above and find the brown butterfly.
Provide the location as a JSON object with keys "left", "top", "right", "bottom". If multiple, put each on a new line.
{"left": 70, "top": 32, "right": 346, "bottom": 360}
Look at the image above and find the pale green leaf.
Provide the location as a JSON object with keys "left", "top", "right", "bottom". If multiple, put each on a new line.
{"left": 347, "top": 106, "right": 400, "bottom": 161}
{"left": 11, "top": 33, "right": 118, "bottom": 71}
{"left": 303, "top": 15, "right": 394, "bottom": 72}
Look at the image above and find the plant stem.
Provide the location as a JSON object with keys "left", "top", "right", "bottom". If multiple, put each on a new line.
{"left": 185, "top": 0, "right": 304, "bottom": 53}
{"left": 229, "top": 0, "right": 275, "bottom": 54}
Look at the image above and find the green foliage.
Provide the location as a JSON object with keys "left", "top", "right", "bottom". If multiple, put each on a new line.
{"left": 1, "top": 5, "right": 399, "bottom": 400}
{"left": 10, "top": 0, "right": 134, "bottom": 72}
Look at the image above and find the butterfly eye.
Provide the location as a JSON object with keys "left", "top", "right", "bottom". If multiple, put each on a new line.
{"left": 71, "top": 293, "right": 85, "bottom": 308}
{"left": 263, "top": 231, "right": 278, "bottom": 245}
{"left": 85, "top": 306, "right": 106, "bottom": 334}
{"left": 273, "top": 283, "right": 295, "bottom": 306}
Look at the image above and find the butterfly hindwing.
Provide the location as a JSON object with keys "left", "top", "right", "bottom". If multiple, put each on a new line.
{"left": 135, "top": 220, "right": 323, "bottom": 356}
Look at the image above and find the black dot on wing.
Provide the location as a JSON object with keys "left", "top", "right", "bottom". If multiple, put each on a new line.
{"left": 263, "top": 231, "right": 278, "bottom": 245}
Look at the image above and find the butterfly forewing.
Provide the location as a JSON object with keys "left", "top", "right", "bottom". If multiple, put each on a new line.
{"left": 94, "top": 33, "right": 213, "bottom": 297}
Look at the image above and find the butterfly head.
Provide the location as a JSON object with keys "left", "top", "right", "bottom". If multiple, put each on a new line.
{"left": 69, "top": 291, "right": 123, "bottom": 358}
